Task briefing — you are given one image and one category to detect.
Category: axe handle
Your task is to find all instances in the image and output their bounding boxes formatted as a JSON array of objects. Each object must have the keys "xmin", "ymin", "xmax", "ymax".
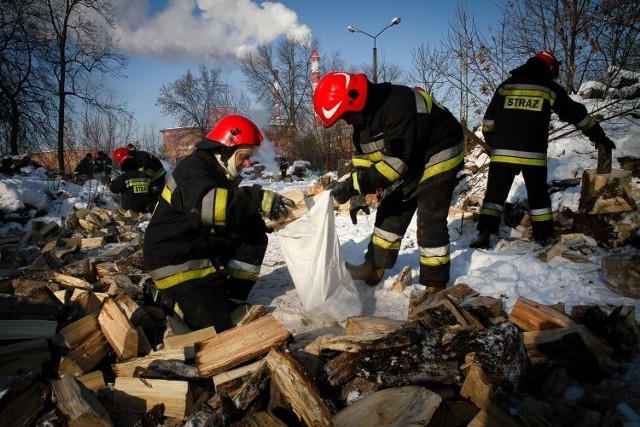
[{"xmin": 597, "ymin": 145, "xmax": 612, "ymax": 174}]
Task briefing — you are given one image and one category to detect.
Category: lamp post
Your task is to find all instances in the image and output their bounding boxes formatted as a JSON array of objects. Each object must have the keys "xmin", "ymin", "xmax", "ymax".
[{"xmin": 347, "ymin": 17, "xmax": 401, "ymax": 83}]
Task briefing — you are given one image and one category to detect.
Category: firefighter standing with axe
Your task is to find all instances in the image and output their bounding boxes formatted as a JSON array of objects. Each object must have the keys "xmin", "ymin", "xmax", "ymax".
[
  {"xmin": 313, "ymin": 72, "xmax": 465, "ymax": 293},
  {"xmin": 470, "ymin": 51, "xmax": 617, "ymax": 249}
]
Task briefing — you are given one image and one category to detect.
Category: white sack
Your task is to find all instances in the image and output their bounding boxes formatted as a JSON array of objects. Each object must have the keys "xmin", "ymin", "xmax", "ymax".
[{"xmin": 276, "ymin": 191, "xmax": 362, "ymax": 322}]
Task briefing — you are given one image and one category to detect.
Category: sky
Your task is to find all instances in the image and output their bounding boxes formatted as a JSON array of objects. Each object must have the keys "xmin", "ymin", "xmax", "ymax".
[
  {"xmin": 0, "ymin": 90, "xmax": 639, "ymax": 422},
  {"xmin": 104, "ymin": 0, "xmax": 502, "ymax": 131}
]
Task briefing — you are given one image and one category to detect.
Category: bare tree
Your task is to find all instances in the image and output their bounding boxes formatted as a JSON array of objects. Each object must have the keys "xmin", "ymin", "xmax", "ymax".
[
  {"xmin": 78, "ymin": 92, "xmax": 134, "ymax": 155},
  {"xmin": 37, "ymin": 0, "xmax": 127, "ymax": 171},
  {"xmin": 350, "ymin": 53, "xmax": 404, "ymax": 84},
  {"xmin": 0, "ymin": 0, "xmax": 55, "ymax": 155},
  {"xmin": 156, "ymin": 65, "xmax": 245, "ymax": 137},
  {"xmin": 406, "ymin": 43, "xmax": 457, "ymax": 107}
]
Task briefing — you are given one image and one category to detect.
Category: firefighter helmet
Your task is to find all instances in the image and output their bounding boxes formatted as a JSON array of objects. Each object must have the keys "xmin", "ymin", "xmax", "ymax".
[
  {"xmin": 534, "ymin": 51, "xmax": 560, "ymax": 79},
  {"xmin": 113, "ymin": 147, "xmax": 132, "ymax": 165},
  {"xmin": 205, "ymin": 115, "xmax": 264, "ymax": 147},
  {"xmin": 313, "ymin": 72, "xmax": 368, "ymax": 127}
]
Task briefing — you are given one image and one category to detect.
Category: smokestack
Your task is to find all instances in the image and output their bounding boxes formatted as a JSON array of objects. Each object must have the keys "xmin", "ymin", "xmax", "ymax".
[{"xmin": 311, "ymin": 50, "xmax": 322, "ymax": 128}]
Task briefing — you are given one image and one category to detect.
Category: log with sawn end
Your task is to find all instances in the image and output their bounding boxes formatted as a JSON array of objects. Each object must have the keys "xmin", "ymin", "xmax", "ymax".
[
  {"xmin": 51, "ymin": 375, "xmax": 114, "ymax": 427},
  {"xmin": 112, "ymin": 377, "xmax": 191, "ymax": 419},
  {"xmin": 508, "ymin": 296, "xmax": 577, "ymax": 331},
  {"xmin": 98, "ymin": 297, "xmax": 139, "ymax": 360},
  {"xmin": 196, "ymin": 314, "xmax": 291, "ymax": 377}
]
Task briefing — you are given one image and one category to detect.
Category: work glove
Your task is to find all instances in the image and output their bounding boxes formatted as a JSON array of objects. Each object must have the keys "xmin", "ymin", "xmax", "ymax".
[
  {"xmin": 261, "ymin": 190, "xmax": 295, "ymax": 221},
  {"xmin": 349, "ymin": 194, "xmax": 370, "ymax": 225},
  {"xmin": 326, "ymin": 179, "xmax": 354, "ymax": 205},
  {"xmin": 593, "ymin": 135, "xmax": 616, "ymax": 150}
]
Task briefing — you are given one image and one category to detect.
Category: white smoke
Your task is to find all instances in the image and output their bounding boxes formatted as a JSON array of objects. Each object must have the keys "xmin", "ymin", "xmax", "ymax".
[
  {"xmin": 254, "ymin": 138, "xmax": 280, "ymax": 175},
  {"xmin": 110, "ymin": 0, "xmax": 311, "ymax": 62}
]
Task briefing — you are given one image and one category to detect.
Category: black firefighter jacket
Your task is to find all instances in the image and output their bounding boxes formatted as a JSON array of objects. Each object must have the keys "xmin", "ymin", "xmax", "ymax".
[
  {"xmin": 143, "ymin": 148, "xmax": 265, "ymax": 284},
  {"xmin": 481, "ymin": 60, "xmax": 606, "ymax": 167},
  {"xmin": 350, "ymin": 82, "xmax": 464, "ymax": 195},
  {"xmin": 109, "ymin": 168, "xmax": 152, "ymax": 213}
]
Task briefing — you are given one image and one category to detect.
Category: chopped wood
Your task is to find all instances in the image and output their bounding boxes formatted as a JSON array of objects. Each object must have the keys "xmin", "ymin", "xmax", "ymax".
[
  {"xmin": 304, "ymin": 330, "xmax": 416, "ymax": 355},
  {"xmin": 51, "ymin": 272, "xmax": 93, "ymax": 290},
  {"xmin": 508, "ymin": 296, "xmax": 576, "ymax": 331},
  {"xmin": 0, "ymin": 338, "xmax": 50, "ymax": 374},
  {"xmin": 112, "ymin": 377, "xmax": 191, "ymax": 418},
  {"xmin": 232, "ymin": 304, "xmax": 270, "ymax": 327},
  {"xmin": 334, "ymin": 386, "xmax": 441, "ymax": 427},
  {"xmin": 73, "ymin": 290, "xmax": 104, "ymax": 315},
  {"xmin": 196, "ymin": 315, "xmax": 291, "ymax": 377},
  {"xmin": 12, "ymin": 277, "xmax": 51, "ymax": 295},
  {"xmin": 409, "ymin": 296, "xmax": 470, "ymax": 328},
  {"xmin": 344, "ymin": 316, "xmax": 404, "ymax": 335},
  {"xmin": 265, "ymin": 348, "xmax": 333, "ymax": 427},
  {"xmin": 163, "ymin": 326, "xmax": 216, "ymax": 359},
  {"xmin": 77, "ymin": 371, "xmax": 106, "ymax": 391},
  {"xmin": 460, "ymin": 296, "xmax": 504, "ymax": 319},
  {"xmin": 391, "ymin": 265, "xmax": 412, "ymax": 293},
  {"xmin": 0, "ymin": 293, "xmax": 63, "ymax": 320},
  {"xmin": 79, "ymin": 236, "xmax": 106, "ymax": 250},
  {"xmin": 0, "ymin": 319, "xmax": 57, "ymax": 340},
  {"xmin": 112, "ymin": 348, "xmax": 187, "ymax": 377},
  {"xmin": 0, "ymin": 377, "xmax": 51, "ymax": 427},
  {"xmin": 213, "ymin": 359, "xmax": 266, "ymax": 388},
  {"xmin": 98, "ymin": 297, "xmax": 139, "ymax": 360},
  {"xmin": 231, "ymin": 362, "xmax": 270, "ymax": 411},
  {"xmin": 460, "ymin": 354, "xmax": 494, "ymax": 408},
  {"xmin": 53, "ymin": 313, "xmax": 99, "ymax": 348},
  {"xmin": 325, "ymin": 352, "xmax": 358, "ymax": 387},
  {"xmin": 51, "ymin": 375, "xmax": 113, "ymax": 427},
  {"xmin": 234, "ymin": 411, "xmax": 287, "ymax": 426},
  {"xmin": 59, "ymin": 330, "xmax": 110, "ymax": 376},
  {"xmin": 523, "ymin": 325, "xmax": 613, "ymax": 375}
]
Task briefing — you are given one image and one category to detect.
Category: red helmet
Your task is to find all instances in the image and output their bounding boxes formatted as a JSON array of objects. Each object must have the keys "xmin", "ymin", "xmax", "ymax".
[
  {"xmin": 205, "ymin": 115, "xmax": 264, "ymax": 147},
  {"xmin": 534, "ymin": 51, "xmax": 560, "ymax": 79},
  {"xmin": 313, "ymin": 72, "xmax": 368, "ymax": 127},
  {"xmin": 113, "ymin": 147, "xmax": 132, "ymax": 165}
]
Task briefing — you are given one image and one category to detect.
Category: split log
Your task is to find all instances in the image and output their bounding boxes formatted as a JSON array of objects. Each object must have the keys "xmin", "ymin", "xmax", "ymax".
[
  {"xmin": 391, "ymin": 265, "xmax": 412, "ymax": 293},
  {"xmin": 523, "ymin": 325, "xmax": 613, "ymax": 377},
  {"xmin": 0, "ymin": 338, "xmax": 50, "ymax": 374},
  {"xmin": 325, "ymin": 352, "xmax": 358, "ymax": 387},
  {"xmin": 51, "ymin": 375, "xmax": 113, "ymax": 426},
  {"xmin": 234, "ymin": 411, "xmax": 287, "ymax": 426},
  {"xmin": 232, "ymin": 304, "xmax": 270, "ymax": 327},
  {"xmin": 53, "ymin": 313, "xmax": 99, "ymax": 349},
  {"xmin": 59, "ymin": 330, "xmax": 110, "ymax": 376},
  {"xmin": 231, "ymin": 362, "xmax": 270, "ymax": 411},
  {"xmin": 460, "ymin": 296, "xmax": 504, "ymax": 320},
  {"xmin": 333, "ymin": 386, "xmax": 441, "ymax": 427},
  {"xmin": 0, "ymin": 294, "xmax": 63, "ymax": 320},
  {"xmin": 468, "ymin": 400, "xmax": 524, "ymax": 427},
  {"xmin": 0, "ymin": 374, "xmax": 51, "ymax": 427},
  {"xmin": 344, "ymin": 316, "xmax": 404, "ymax": 335},
  {"xmin": 0, "ymin": 319, "xmax": 57, "ymax": 340},
  {"xmin": 77, "ymin": 371, "xmax": 106, "ymax": 391},
  {"xmin": 50, "ymin": 272, "xmax": 93, "ymax": 290},
  {"xmin": 409, "ymin": 296, "xmax": 470, "ymax": 329},
  {"xmin": 508, "ymin": 296, "xmax": 576, "ymax": 331},
  {"xmin": 262, "ymin": 189, "xmax": 309, "ymax": 230},
  {"xmin": 112, "ymin": 377, "xmax": 191, "ymax": 418},
  {"xmin": 265, "ymin": 348, "xmax": 333, "ymax": 427},
  {"xmin": 98, "ymin": 297, "xmax": 139, "ymax": 360},
  {"xmin": 460, "ymin": 353, "xmax": 494, "ymax": 408},
  {"xmin": 213, "ymin": 359, "xmax": 265, "ymax": 389},
  {"xmin": 578, "ymin": 169, "xmax": 636, "ymax": 214},
  {"xmin": 304, "ymin": 330, "xmax": 416, "ymax": 355},
  {"xmin": 164, "ymin": 326, "xmax": 216, "ymax": 360},
  {"xmin": 112, "ymin": 348, "xmax": 187, "ymax": 377},
  {"xmin": 196, "ymin": 315, "xmax": 291, "ymax": 377}
]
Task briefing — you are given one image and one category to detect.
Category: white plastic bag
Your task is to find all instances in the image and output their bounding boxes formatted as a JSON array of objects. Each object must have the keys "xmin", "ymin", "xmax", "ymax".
[{"xmin": 276, "ymin": 191, "xmax": 362, "ymax": 322}]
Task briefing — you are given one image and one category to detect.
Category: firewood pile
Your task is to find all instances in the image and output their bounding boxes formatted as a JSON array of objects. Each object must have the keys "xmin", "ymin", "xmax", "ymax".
[{"xmin": 1, "ymin": 205, "xmax": 639, "ymax": 426}]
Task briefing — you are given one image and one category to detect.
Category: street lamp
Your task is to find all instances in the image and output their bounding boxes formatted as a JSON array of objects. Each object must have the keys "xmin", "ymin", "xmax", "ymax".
[{"xmin": 347, "ymin": 16, "xmax": 401, "ymax": 83}]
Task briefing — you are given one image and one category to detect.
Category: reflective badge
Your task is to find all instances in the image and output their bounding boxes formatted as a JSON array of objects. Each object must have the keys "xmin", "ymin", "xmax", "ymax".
[{"xmin": 504, "ymin": 95, "xmax": 543, "ymax": 111}]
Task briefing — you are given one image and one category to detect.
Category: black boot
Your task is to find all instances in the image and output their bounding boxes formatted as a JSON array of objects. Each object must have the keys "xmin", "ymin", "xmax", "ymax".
[
  {"xmin": 470, "ymin": 231, "xmax": 492, "ymax": 249},
  {"xmin": 345, "ymin": 258, "xmax": 385, "ymax": 285}
]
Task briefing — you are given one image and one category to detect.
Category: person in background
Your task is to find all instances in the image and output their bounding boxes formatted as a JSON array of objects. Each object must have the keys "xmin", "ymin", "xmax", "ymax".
[
  {"xmin": 94, "ymin": 151, "xmax": 113, "ymax": 185},
  {"xmin": 143, "ymin": 115, "xmax": 294, "ymax": 332},
  {"xmin": 469, "ymin": 51, "xmax": 617, "ymax": 249},
  {"xmin": 313, "ymin": 72, "xmax": 465, "ymax": 293},
  {"xmin": 109, "ymin": 148, "xmax": 153, "ymax": 214},
  {"xmin": 73, "ymin": 153, "xmax": 94, "ymax": 181},
  {"xmin": 278, "ymin": 156, "xmax": 289, "ymax": 180},
  {"xmin": 124, "ymin": 143, "xmax": 166, "ymax": 203}
]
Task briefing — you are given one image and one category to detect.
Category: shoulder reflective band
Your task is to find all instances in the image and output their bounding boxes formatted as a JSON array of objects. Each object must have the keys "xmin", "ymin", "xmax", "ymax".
[
  {"xmin": 161, "ymin": 175, "xmax": 177, "ymax": 204},
  {"xmin": 201, "ymin": 187, "xmax": 228, "ymax": 227}
]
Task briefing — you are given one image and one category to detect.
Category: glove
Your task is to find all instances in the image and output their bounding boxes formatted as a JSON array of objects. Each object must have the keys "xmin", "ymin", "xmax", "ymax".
[
  {"xmin": 349, "ymin": 195, "xmax": 370, "ymax": 224},
  {"xmin": 593, "ymin": 136, "xmax": 616, "ymax": 150},
  {"xmin": 326, "ymin": 179, "xmax": 353, "ymax": 205},
  {"xmin": 261, "ymin": 190, "xmax": 295, "ymax": 221}
]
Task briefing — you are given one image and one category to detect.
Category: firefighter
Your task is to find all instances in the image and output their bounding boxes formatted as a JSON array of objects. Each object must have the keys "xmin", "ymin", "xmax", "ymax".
[
  {"xmin": 94, "ymin": 151, "xmax": 113, "ymax": 184},
  {"xmin": 142, "ymin": 115, "xmax": 295, "ymax": 332},
  {"xmin": 122, "ymin": 143, "xmax": 166, "ymax": 203},
  {"xmin": 313, "ymin": 72, "xmax": 465, "ymax": 293},
  {"xmin": 470, "ymin": 51, "xmax": 617, "ymax": 249},
  {"xmin": 109, "ymin": 147, "xmax": 153, "ymax": 214},
  {"xmin": 73, "ymin": 153, "xmax": 94, "ymax": 181}
]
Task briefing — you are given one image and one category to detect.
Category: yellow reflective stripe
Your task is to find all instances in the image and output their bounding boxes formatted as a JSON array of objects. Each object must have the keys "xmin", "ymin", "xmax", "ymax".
[
  {"xmin": 227, "ymin": 267, "xmax": 259, "ymax": 281},
  {"xmin": 491, "ymin": 156, "xmax": 547, "ymax": 166},
  {"xmin": 375, "ymin": 161, "xmax": 402, "ymax": 182},
  {"xmin": 578, "ymin": 115, "xmax": 598, "ymax": 130},
  {"xmin": 153, "ymin": 266, "xmax": 217, "ymax": 290},
  {"xmin": 214, "ymin": 188, "xmax": 227, "ymax": 227},
  {"xmin": 420, "ymin": 151, "xmax": 464, "ymax": 183},
  {"xmin": 161, "ymin": 176, "xmax": 176, "ymax": 204},
  {"xmin": 480, "ymin": 208, "xmax": 502, "ymax": 218},
  {"xmin": 161, "ymin": 186, "xmax": 172, "ymax": 203},
  {"xmin": 372, "ymin": 234, "xmax": 401, "ymax": 250},
  {"xmin": 531, "ymin": 213, "xmax": 553, "ymax": 222},
  {"xmin": 352, "ymin": 157, "xmax": 374, "ymax": 168},
  {"xmin": 261, "ymin": 191, "xmax": 275, "ymax": 213},
  {"xmin": 351, "ymin": 171, "xmax": 361, "ymax": 193},
  {"xmin": 420, "ymin": 254, "xmax": 450, "ymax": 266}
]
